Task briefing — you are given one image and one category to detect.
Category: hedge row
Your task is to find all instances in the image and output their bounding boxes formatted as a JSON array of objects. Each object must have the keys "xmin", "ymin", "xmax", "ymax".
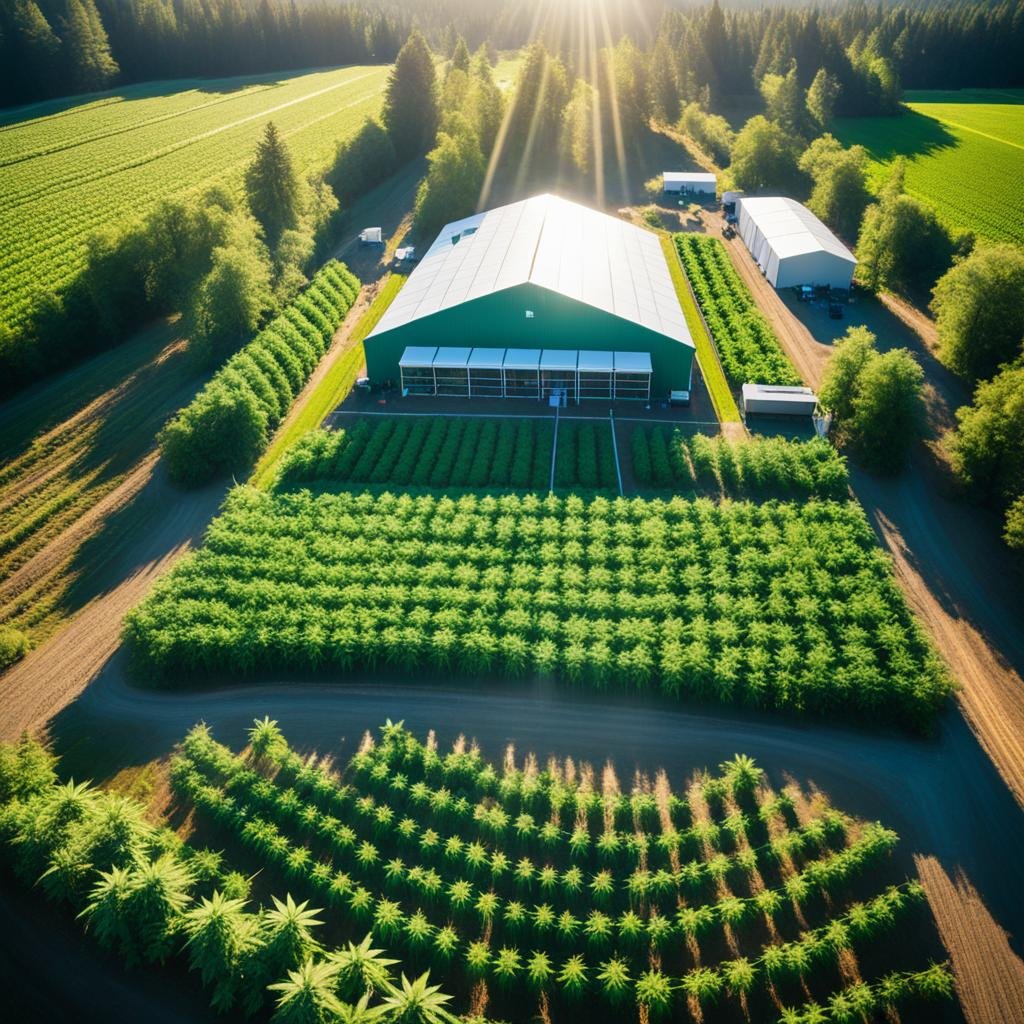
[
  {"xmin": 630, "ymin": 431, "xmax": 849, "ymax": 500},
  {"xmin": 160, "ymin": 261, "xmax": 360, "ymax": 487},
  {"xmin": 276, "ymin": 418, "xmax": 556, "ymax": 493}
]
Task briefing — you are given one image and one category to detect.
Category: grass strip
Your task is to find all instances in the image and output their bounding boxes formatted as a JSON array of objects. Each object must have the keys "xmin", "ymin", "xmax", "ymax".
[
  {"xmin": 658, "ymin": 232, "xmax": 741, "ymax": 423},
  {"xmin": 249, "ymin": 273, "xmax": 407, "ymax": 489}
]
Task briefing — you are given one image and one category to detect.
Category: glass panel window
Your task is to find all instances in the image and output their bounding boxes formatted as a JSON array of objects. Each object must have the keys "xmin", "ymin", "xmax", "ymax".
[
  {"xmin": 402, "ymin": 366, "xmax": 435, "ymax": 396},
  {"xmin": 434, "ymin": 366, "xmax": 469, "ymax": 397},
  {"xmin": 578, "ymin": 371, "xmax": 612, "ymax": 400},
  {"xmin": 503, "ymin": 368, "xmax": 540, "ymax": 398}
]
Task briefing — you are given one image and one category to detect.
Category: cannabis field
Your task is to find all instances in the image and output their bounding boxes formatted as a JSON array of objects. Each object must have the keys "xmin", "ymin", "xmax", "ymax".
[
  {"xmin": 834, "ymin": 89, "xmax": 1024, "ymax": 247},
  {"xmin": 123, "ymin": 480, "xmax": 952, "ymax": 728},
  {"xmin": 675, "ymin": 235, "xmax": 801, "ymax": 387},
  {"xmin": 0, "ymin": 65, "xmax": 389, "ymax": 332},
  {"xmin": 0, "ymin": 722, "xmax": 955, "ymax": 1023}
]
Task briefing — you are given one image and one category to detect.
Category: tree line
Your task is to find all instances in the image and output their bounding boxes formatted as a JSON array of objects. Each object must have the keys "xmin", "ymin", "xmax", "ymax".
[{"xmin": 0, "ymin": 0, "xmax": 407, "ymax": 107}]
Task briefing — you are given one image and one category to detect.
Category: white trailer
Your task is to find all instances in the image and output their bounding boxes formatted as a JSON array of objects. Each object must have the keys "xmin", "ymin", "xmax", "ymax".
[
  {"xmin": 663, "ymin": 172, "xmax": 716, "ymax": 196},
  {"xmin": 359, "ymin": 227, "xmax": 383, "ymax": 245},
  {"xmin": 742, "ymin": 383, "xmax": 819, "ymax": 416}
]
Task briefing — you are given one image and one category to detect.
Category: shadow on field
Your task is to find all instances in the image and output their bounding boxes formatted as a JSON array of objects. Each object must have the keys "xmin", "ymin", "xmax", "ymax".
[{"xmin": 835, "ymin": 107, "xmax": 958, "ymax": 162}]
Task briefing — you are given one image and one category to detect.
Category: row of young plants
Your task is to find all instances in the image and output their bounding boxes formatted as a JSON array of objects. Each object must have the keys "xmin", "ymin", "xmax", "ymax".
[
  {"xmin": 630, "ymin": 431, "xmax": 849, "ymax": 500},
  {"xmin": 176, "ymin": 725, "xmax": 896, "ymax": 932},
  {"xmin": 676, "ymin": 233, "xmax": 801, "ymax": 387},
  {"xmin": 170, "ymin": 720, "xmax": 954, "ymax": 1022},
  {"xmin": 0, "ymin": 734, "xmax": 460, "ymax": 1024},
  {"xmin": 124, "ymin": 488, "xmax": 954, "ymax": 728},
  {"xmin": 553, "ymin": 421, "xmax": 618, "ymax": 492},
  {"xmin": 159, "ymin": 261, "xmax": 360, "ymax": 488},
  {"xmin": 277, "ymin": 418, "xmax": 554, "ymax": 492}
]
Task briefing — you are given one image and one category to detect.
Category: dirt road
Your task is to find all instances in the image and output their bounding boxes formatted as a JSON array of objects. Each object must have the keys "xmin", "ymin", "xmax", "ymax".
[{"xmin": 0, "ymin": 464, "xmax": 226, "ymax": 737}]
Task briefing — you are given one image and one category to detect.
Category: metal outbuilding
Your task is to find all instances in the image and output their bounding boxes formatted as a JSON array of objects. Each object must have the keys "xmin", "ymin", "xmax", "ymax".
[
  {"xmin": 736, "ymin": 197, "xmax": 856, "ymax": 290},
  {"xmin": 366, "ymin": 194, "xmax": 695, "ymax": 399},
  {"xmin": 663, "ymin": 172, "xmax": 717, "ymax": 196},
  {"xmin": 742, "ymin": 383, "xmax": 819, "ymax": 416}
]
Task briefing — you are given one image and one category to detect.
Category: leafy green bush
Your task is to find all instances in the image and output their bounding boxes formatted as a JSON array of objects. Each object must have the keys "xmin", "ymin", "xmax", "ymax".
[
  {"xmin": 159, "ymin": 261, "xmax": 359, "ymax": 487},
  {"xmin": 0, "ymin": 625, "xmax": 30, "ymax": 671}
]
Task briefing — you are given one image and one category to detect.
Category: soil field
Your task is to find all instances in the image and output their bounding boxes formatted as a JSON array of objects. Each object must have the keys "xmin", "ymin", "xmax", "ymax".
[
  {"xmin": 0, "ymin": 64, "xmax": 390, "ymax": 331},
  {"xmin": 0, "ymin": 319, "xmax": 211, "ymax": 648},
  {"xmin": 834, "ymin": 89, "xmax": 1024, "ymax": 246}
]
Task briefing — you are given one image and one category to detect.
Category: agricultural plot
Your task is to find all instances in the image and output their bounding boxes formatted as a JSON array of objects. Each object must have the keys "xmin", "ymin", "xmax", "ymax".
[
  {"xmin": 630, "ymin": 430, "xmax": 848, "ymax": 501},
  {"xmin": 166, "ymin": 719, "xmax": 954, "ymax": 1022},
  {"xmin": 834, "ymin": 90, "xmax": 1024, "ymax": 246},
  {"xmin": 123, "ymin": 486, "xmax": 953, "ymax": 728},
  {"xmin": 675, "ymin": 235, "xmax": 801, "ymax": 387},
  {"xmin": 159, "ymin": 261, "xmax": 361, "ymax": 487},
  {"xmin": 0, "ymin": 65, "xmax": 389, "ymax": 331},
  {"xmin": 0, "ymin": 733, "xmax": 456, "ymax": 1021},
  {"xmin": 276, "ymin": 417, "xmax": 617, "ymax": 494}
]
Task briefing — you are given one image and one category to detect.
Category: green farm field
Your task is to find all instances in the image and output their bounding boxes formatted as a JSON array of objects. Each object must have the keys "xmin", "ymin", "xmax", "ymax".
[
  {"xmin": 834, "ymin": 89, "xmax": 1024, "ymax": 246},
  {"xmin": 0, "ymin": 64, "xmax": 390, "ymax": 332}
]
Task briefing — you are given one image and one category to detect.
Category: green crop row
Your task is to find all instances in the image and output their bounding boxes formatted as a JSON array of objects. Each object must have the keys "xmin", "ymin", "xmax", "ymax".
[
  {"xmin": 630, "ymin": 430, "xmax": 849, "ymax": 500},
  {"xmin": 167, "ymin": 719, "xmax": 953, "ymax": 1022},
  {"xmin": 123, "ymin": 487, "xmax": 953, "ymax": 728},
  {"xmin": 276, "ymin": 418, "xmax": 557, "ymax": 493},
  {"xmin": 0, "ymin": 733, "xmax": 455, "ymax": 1022},
  {"xmin": 159, "ymin": 261, "xmax": 359, "ymax": 487},
  {"xmin": 676, "ymin": 233, "xmax": 801, "ymax": 387}
]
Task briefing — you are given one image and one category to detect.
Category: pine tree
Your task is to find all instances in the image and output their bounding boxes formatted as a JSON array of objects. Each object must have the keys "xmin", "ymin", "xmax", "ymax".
[
  {"xmin": 382, "ymin": 30, "xmax": 438, "ymax": 162},
  {"xmin": 61, "ymin": 0, "xmax": 118, "ymax": 93},
  {"xmin": 245, "ymin": 122, "xmax": 302, "ymax": 250}
]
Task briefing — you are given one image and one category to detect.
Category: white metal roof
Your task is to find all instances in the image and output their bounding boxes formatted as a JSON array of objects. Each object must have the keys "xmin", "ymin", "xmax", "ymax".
[
  {"xmin": 368, "ymin": 194, "xmax": 693, "ymax": 349},
  {"xmin": 398, "ymin": 346, "xmax": 437, "ymax": 368},
  {"xmin": 664, "ymin": 172, "xmax": 716, "ymax": 186},
  {"xmin": 578, "ymin": 350, "xmax": 614, "ymax": 372},
  {"xmin": 742, "ymin": 383, "xmax": 818, "ymax": 401},
  {"xmin": 540, "ymin": 349, "xmax": 578, "ymax": 372},
  {"xmin": 467, "ymin": 348, "xmax": 506, "ymax": 369},
  {"xmin": 614, "ymin": 351, "xmax": 653, "ymax": 373},
  {"xmin": 736, "ymin": 197, "xmax": 855, "ymax": 263},
  {"xmin": 432, "ymin": 346, "xmax": 472, "ymax": 367},
  {"xmin": 501, "ymin": 348, "xmax": 541, "ymax": 370}
]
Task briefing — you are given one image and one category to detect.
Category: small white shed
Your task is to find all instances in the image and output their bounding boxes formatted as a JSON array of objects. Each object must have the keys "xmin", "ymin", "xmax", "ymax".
[
  {"xmin": 742, "ymin": 383, "xmax": 819, "ymax": 416},
  {"xmin": 663, "ymin": 172, "xmax": 716, "ymax": 196}
]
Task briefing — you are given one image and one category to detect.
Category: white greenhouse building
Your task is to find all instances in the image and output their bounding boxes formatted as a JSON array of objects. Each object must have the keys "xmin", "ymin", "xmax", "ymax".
[{"xmin": 736, "ymin": 197, "xmax": 856, "ymax": 290}]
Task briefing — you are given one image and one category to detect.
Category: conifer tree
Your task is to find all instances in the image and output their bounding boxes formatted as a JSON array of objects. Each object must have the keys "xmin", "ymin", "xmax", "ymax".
[{"xmin": 245, "ymin": 122, "xmax": 302, "ymax": 250}]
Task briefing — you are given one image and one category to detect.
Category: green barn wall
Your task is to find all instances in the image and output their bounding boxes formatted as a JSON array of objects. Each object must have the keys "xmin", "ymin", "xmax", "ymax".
[{"xmin": 365, "ymin": 282, "xmax": 694, "ymax": 396}]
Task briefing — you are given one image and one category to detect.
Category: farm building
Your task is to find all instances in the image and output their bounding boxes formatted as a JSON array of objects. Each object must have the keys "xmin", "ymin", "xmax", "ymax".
[
  {"xmin": 663, "ymin": 172, "xmax": 717, "ymax": 196},
  {"xmin": 742, "ymin": 383, "xmax": 819, "ymax": 417},
  {"xmin": 736, "ymin": 197, "xmax": 856, "ymax": 290},
  {"xmin": 364, "ymin": 194, "xmax": 695, "ymax": 401}
]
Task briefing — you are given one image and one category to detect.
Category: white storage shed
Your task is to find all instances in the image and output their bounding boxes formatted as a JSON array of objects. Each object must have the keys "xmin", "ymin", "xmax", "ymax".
[
  {"xmin": 663, "ymin": 172, "xmax": 717, "ymax": 196},
  {"xmin": 742, "ymin": 383, "xmax": 819, "ymax": 417},
  {"xmin": 736, "ymin": 197, "xmax": 856, "ymax": 290}
]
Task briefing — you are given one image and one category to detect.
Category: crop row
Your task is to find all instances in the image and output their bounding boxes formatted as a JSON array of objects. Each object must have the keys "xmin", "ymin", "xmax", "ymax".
[
  {"xmin": 553, "ymin": 421, "xmax": 618, "ymax": 492},
  {"xmin": 676, "ymin": 233, "xmax": 801, "ymax": 386},
  {"xmin": 0, "ymin": 67, "xmax": 387, "ymax": 330},
  {"xmin": 278, "ymin": 418, "xmax": 555, "ymax": 492},
  {"xmin": 0, "ymin": 733, "xmax": 457, "ymax": 1021},
  {"xmin": 159, "ymin": 261, "xmax": 359, "ymax": 487},
  {"xmin": 630, "ymin": 430, "xmax": 849, "ymax": 500},
  {"xmin": 168, "ymin": 719, "xmax": 953, "ymax": 1021},
  {"xmin": 124, "ymin": 488, "xmax": 953, "ymax": 728}
]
